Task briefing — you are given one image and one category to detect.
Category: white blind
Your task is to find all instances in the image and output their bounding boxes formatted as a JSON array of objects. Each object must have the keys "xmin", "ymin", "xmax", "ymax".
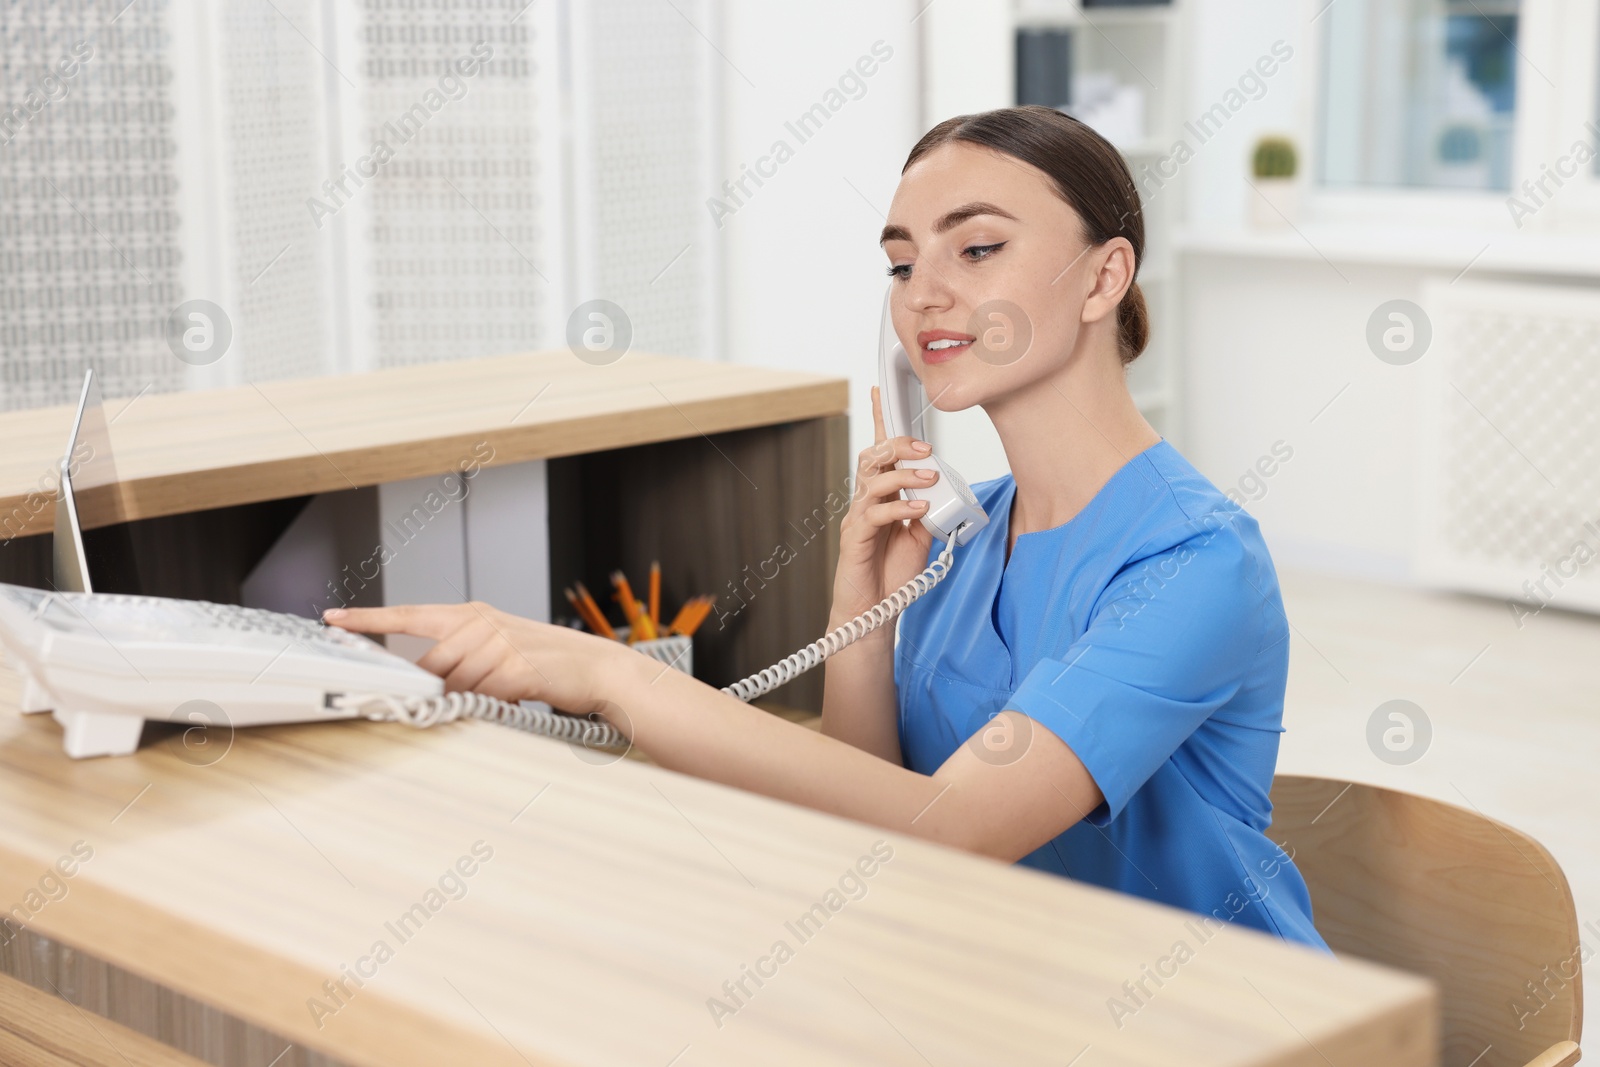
[
  {"xmin": 349, "ymin": 0, "xmax": 544, "ymax": 370},
  {"xmin": 0, "ymin": 0, "xmax": 716, "ymax": 413},
  {"xmin": 0, "ymin": 0, "xmax": 186, "ymax": 410}
]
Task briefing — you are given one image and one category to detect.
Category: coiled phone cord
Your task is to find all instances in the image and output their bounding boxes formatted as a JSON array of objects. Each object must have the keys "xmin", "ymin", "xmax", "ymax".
[
  {"xmin": 331, "ymin": 690, "xmax": 629, "ymax": 749},
  {"xmin": 336, "ymin": 528, "xmax": 962, "ymax": 747},
  {"xmin": 719, "ymin": 531, "xmax": 960, "ymax": 704}
]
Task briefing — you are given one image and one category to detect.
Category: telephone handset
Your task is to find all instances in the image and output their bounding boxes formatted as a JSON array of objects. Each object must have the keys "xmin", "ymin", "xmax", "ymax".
[
  {"xmin": 1, "ymin": 290, "xmax": 989, "ymax": 757},
  {"xmin": 875, "ymin": 287, "xmax": 990, "ymax": 548}
]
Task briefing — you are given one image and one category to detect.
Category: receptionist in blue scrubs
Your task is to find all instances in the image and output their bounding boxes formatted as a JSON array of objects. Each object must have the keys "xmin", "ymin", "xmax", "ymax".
[{"xmin": 329, "ymin": 105, "xmax": 1329, "ymax": 952}]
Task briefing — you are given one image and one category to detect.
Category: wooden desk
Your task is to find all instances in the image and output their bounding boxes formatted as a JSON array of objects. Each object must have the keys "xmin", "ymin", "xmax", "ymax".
[
  {"xmin": 0, "ymin": 351, "xmax": 845, "ymax": 535},
  {"xmin": 0, "ymin": 351, "xmax": 852, "ymax": 711},
  {"xmin": 0, "ymin": 666, "xmax": 1437, "ymax": 1067}
]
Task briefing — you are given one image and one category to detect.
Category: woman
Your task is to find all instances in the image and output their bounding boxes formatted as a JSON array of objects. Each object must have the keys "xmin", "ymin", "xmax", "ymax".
[{"xmin": 326, "ymin": 106, "xmax": 1328, "ymax": 952}]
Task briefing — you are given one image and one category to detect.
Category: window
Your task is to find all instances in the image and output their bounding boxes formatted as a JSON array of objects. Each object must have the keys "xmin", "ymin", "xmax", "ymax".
[{"xmin": 1318, "ymin": 0, "xmax": 1520, "ymax": 192}]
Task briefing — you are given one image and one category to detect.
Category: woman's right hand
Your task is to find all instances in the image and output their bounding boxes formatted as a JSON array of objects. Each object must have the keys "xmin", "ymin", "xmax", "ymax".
[{"xmin": 828, "ymin": 386, "xmax": 940, "ymax": 631}]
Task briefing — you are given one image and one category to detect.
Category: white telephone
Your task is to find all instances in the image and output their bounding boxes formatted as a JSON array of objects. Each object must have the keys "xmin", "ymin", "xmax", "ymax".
[
  {"xmin": 0, "ymin": 584, "xmax": 624, "ymax": 758},
  {"xmin": 0, "ymin": 287, "xmax": 987, "ymax": 755},
  {"xmin": 874, "ymin": 287, "xmax": 989, "ymax": 548}
]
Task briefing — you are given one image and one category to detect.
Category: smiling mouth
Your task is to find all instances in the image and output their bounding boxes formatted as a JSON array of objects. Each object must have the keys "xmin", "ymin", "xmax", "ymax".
[{"xmin": 925, "ymin": 338, "xmax": 971, "ymax": 352}]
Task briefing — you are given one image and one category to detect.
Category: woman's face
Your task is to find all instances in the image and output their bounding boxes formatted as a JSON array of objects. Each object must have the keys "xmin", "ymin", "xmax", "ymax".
[{"xmin": 881, "ymin": 140, "xmax": 1127, "ymax": 411}]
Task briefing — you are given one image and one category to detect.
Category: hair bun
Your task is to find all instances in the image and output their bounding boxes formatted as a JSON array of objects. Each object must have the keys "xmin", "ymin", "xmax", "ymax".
[{"xmin": 1118, "ymin": 279, "xmax": 1150, "ymax": 364}]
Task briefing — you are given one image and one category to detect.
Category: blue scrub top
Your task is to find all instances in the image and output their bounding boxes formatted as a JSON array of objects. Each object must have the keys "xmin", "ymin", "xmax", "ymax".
[{"xmin": 895, "ymin": 440, "xmax": 1329, "ymax": 951}]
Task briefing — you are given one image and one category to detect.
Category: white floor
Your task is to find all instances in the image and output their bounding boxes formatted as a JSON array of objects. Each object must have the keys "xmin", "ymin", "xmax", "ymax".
[{"xmin": 1276, "ymin": 567, "xmax": 1598, "ymax": 1045}]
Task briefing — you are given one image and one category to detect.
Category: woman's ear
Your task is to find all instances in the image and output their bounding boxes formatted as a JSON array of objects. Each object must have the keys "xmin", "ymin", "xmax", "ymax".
[{"xmin": 1080, "ymin": 237, "xmax": 1136, "ymax": 327}]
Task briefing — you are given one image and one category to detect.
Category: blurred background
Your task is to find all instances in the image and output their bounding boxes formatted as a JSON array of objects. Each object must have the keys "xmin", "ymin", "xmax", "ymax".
[{"xmin": 3, "ymin": 0, "xmax": 1598, "ymax": 1032}]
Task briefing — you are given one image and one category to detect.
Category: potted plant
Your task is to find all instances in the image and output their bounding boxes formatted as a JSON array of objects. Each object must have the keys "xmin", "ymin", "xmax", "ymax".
[{"xmin": 1249, "ymin": 135, "xmax": 1299, "ymax": 228}]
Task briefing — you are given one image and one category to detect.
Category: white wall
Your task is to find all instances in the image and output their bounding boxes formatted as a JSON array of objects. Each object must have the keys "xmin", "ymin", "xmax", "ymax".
[
  {"xmin": 916, "ymin": 0, "xmax": 1016, "ymax": 486},
  {"xmin": 715, "ymin": 1, "xmax": 923, "ymax": 471},
  {"xmin": 1178, "ymin": 253, "xmax": 1432, "ymax": 581},
  {"xmin": 1175, "ymin": 0, "xmax": 1412, "ymax": 577},
  {"xmin": 1181, "ymin": 0, "xmax": 1307, "ymax": 229}
]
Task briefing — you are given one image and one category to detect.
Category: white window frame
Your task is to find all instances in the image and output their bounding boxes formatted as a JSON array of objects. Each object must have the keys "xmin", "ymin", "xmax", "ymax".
[
  {"xmin": 1516, "ymin": 0, "xmax": 1600, "ymax": 231},
  {"xmin": 1298, "ymin": 0, "xmax": 1600, "ymax": 234}
]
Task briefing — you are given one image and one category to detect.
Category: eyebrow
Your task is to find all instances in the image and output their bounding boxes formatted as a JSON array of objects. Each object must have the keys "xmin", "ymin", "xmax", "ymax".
[{"xmin": 879, "ymin": 201, "xmax": 1020, "ymax": 246}]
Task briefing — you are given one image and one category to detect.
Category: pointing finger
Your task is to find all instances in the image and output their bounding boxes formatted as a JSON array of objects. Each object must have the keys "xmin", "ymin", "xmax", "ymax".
[{"xmin": 323, "ymin": 604, "xmax": 462, "ymax": 640}]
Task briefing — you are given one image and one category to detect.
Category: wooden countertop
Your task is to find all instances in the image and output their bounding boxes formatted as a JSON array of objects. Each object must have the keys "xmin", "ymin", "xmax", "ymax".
[
  {"xmin": 0, "ymin": 665, "xmax": 1436, "ymax": 1066},
  {"xmin": 0, "ymin": 351, "xmax": 849, "ymax": 538}
]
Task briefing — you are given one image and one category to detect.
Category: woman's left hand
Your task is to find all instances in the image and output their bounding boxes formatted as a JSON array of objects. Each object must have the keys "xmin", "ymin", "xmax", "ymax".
[{"xmin": 323, "ymin": 602, "xmax": 627, "ymax": 718}]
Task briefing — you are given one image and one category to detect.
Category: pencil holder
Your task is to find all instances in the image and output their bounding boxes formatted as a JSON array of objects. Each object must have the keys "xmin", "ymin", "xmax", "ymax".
[{"xmin": 615, "ymin": 628, "xmax": 693, "ymax": 676}]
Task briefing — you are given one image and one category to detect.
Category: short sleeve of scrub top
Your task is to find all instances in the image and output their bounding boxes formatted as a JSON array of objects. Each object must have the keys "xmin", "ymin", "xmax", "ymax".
[{"xmin": 893, "ymin": 440, "xmax": 1328, "ymax": 951}]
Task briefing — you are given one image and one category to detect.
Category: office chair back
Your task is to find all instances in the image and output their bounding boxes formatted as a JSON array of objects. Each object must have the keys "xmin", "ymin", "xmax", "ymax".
[{"xmin": 1268, "ymin": 775, "xmax": 1582, "ymax": 1067}]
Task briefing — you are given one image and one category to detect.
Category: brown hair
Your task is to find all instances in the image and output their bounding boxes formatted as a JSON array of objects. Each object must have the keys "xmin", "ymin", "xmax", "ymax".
[{"xmin": 903, "ymin": 105, "xmax": 1149, "ymax": 364}]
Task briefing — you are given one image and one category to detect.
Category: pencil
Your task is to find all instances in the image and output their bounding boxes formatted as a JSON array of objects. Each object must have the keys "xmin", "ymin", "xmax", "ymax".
[
  {"xmin": 665, "ymin": 596, "xmax": 702, "ymax": 636},
  {"xmin": 666, "ymin": 595, "xmax": 709, "ymax": 637},
  {"xmin": 575, "ymin": 582, "xmax": 613, "ymax": 639},
  {"xmin": 564, "ymin": 587, "xmax": 598, "ymax": 632},
  {"xmin": 574, "ymin": 589, "xmax": 615, "ymax": 638},
  {"xmin": 581, "ymin": 585, "xmax": 619, "ymax": 640},
  {"xmin": 573, "ymin": 581, "xmax": 617, "ymax": 640},
  {"xmin": 679, "ymin": 597, "xmax": 713, "ymax": 637},
  {"xmin": 610, "ymin": 571, "xmax": 639, "ymax": 640},
  {"xmin": 648, "ymin": 560, "xmax": 660, "ymax": 629},
  {"xmin": 612, "ymin": 570, "xmax": 658, "ymax": 641}
]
